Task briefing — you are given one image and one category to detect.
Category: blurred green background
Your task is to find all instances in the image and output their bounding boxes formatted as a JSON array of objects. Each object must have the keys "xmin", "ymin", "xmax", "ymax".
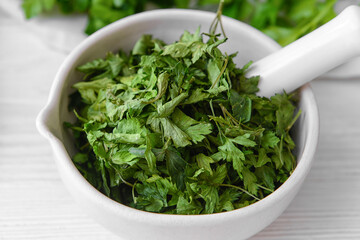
[{"xmin": 21, "ymin": 0, "xmax": 338, "ymax": 46}]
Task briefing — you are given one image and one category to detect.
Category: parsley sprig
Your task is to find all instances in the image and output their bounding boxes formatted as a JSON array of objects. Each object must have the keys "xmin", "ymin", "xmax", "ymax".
[{"xmin": 65, "ymin": 23, "xmax": 300, "ymax": 214}]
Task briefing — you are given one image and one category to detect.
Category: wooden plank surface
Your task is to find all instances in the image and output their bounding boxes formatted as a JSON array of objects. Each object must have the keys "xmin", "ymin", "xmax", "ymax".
[{"xmin": 1, "ymin": 3, "xmax": 360, "ymax": 240}]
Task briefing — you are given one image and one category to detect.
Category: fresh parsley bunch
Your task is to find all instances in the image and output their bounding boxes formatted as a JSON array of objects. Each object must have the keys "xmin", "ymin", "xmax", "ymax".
[
  {"xmin": 21, "ymin": 0, "xmax": 187, "ymax": 35},
  {"xmin": 22, "ymin": 0, "xmax": 337, "ymax": 44},
  {"xmin": 218, "ymin": 0, "xmax": 337, "ymax": 46},
  {"xmin": 66, "ymin": 26, "xmax": 301, "ymax": 214}
]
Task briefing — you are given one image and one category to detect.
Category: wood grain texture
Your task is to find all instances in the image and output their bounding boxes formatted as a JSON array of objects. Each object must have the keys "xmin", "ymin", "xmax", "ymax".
[
  {"xmin": 1, "ymin": 4, "xmax": 360, "ymax": 240},
  {"xmin": 251, "ymin": 79, "xmax": 360, "ymax": 240}
]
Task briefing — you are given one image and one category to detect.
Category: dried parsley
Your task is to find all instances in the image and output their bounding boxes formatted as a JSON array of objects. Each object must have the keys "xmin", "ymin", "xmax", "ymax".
[{"xmin": 65, "ymin": 18, "xmax": 301, "ymax": 214}]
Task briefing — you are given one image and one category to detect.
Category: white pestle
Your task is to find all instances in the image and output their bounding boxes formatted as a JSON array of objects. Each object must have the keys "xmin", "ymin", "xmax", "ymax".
[{"xmin": 246, "ymin": 5, "xmax": 360, "ymax": 98}]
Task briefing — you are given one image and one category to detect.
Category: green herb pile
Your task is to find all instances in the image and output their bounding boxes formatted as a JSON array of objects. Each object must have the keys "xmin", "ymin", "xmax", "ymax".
[
  {"xmin": 22, "ymin": 0, "xmax": 337, "ymax": 45},
  {"xmin": 66, "ymin": 23, "xmax": 301, "ymax": 214}
]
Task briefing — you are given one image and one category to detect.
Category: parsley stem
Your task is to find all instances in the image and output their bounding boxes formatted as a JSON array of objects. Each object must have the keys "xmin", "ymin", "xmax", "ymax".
[
  {"xmin": 73, "ymin": 109, "xmax": 87, "ymax": 123},
  {"xmin": 238, "ymin": 121, "xmax": 253, "ymax": 130},
  {"xmin": 210, "ymin": 55, "xmax": 229, "ymax": 89},
  {"xmin": 209, "ymin": 100, "xmax": 225, "ymax": 140},
  {"xmin": 70, "ymin": 126, "xmax": 84, "ymax": 132},
  {"xmin": 118, "ymin": 173, "xmax": 134, "ymax": 188},
  {"xmin": 256, "ymin": 184, "xmax": 274, "ymax": 193},
  {"xmin": 109, "ymin": 162, "xmax": 134, "ymax": 188},
  {"xmin": 219, "ymin": 183, "xmax": 260, "ymax": 201},
  {"xmin": 286, "ymin": 109, "xmax": 302, "ymax": 131},
  {"xmin": 79, "ymin": 142, "xmax": 89, "ymax": 151},
  {"xmin": 218, "ymin": 103, "xmax": 254, "ymax": 130},
  {"xmin": 209, "ymin": 0, "xmax": 226, "ymax": 37},
  {"xmin": 164, "ymin": 138, "xmax": 171, "ymax": 149},
  {"xmin": 279, "ymin": 135, "xmax": 284, "ymax": 166},
  {"xmin": 219, "ymin": 103, "xmax": 239, "ymax": 126},
  {"xmin": 132, "ymin": 181, "xmax": 137, "ymax": 204},
  {"xmin": 287, "ymin": 146, "xmax": 296, "ymax": 171}
]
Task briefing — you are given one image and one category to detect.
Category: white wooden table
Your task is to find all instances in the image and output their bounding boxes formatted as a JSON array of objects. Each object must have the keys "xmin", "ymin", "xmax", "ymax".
[{"xmin": 1, "ymin": 2, "xmax": 360, "ymax": 239}]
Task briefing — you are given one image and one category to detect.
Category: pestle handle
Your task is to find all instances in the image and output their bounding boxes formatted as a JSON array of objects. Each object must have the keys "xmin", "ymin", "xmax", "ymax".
[{"xmin": 246, "ymin": 5, "xmax": 360, "ymax": 98}]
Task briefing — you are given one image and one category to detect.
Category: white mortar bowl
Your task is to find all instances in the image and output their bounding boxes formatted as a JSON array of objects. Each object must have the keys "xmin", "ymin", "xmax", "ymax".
[{"xmin": 36, "ymin": 9, "xmax": 319, "ymax": 240}]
